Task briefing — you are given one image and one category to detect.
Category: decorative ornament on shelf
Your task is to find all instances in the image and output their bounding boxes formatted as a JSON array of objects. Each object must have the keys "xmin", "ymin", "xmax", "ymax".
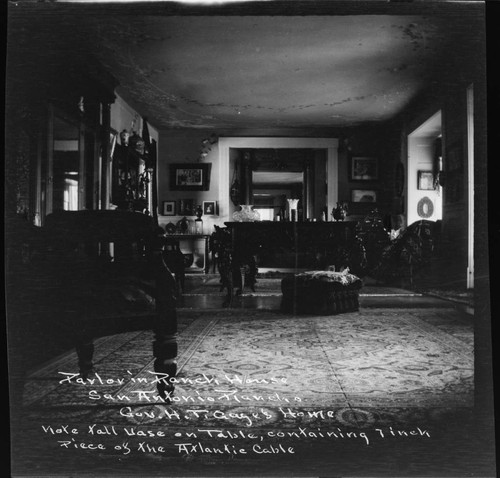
[
  {"xmin": 120, "ymin": 129, "xmax": 130, "ymax": 146},
  {"xmin": 232, "ymin": 205, "xmax": 261, "ymax": 222},
  {"xmin": 165, "ymin": 222, "xmax": 177, "ymax": 234},
  {"xmin": 332, "ymin": 202, "xmax": 348, "ymax": 221},
  {"xmin": 178, "ymin": 216, "xmax": 189, "ymax": 234},
  {"xmin": 129, "ymin": 132, "xmax": 145, "ymax": 156},
  {"xmin": 194, "ymin": 205, "xmax": 204, "ymax": 233}
]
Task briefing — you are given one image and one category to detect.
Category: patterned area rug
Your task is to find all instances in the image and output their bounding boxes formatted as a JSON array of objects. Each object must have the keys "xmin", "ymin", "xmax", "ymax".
[
  {"xmin": 22, "ymin": 308, "xmax": 473, "ymax": 410},
  {"xmin": 12, "ymin": 307, "xmax": 478, "ymax": 476}
]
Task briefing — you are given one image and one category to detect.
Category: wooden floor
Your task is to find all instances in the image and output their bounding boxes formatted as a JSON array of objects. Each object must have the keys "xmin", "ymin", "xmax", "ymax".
[{"xmin": 176, "ymin": 273, "xmax": 474, "ymax": 314}]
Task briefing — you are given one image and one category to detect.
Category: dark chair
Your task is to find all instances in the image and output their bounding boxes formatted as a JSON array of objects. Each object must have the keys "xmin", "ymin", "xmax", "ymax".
[
  {"xmin": 371, "ymin": 219, "xmax": 436, "ymax": 287},
  {"xmin": 5, "ymin": 210, "xmax": 179, "ymax": 407},
  {"xmin": 355, "ymin": 209, "xmax": 392, "ymax": 276},
  {"xmin": 210, "ymin": 225, "xmax": 258, "ymax": 306}
]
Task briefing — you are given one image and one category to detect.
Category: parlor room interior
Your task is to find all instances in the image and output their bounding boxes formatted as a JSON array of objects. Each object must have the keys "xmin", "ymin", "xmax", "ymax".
[{"xmin": 5, "ymin": 1, "xmax": 495, "ymax": 477}]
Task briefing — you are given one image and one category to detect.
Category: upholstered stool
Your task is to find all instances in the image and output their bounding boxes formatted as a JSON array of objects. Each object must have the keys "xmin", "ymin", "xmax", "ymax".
[{"xmin": 281, "ymin": 270, "xmax": 363, "ymax": 315}]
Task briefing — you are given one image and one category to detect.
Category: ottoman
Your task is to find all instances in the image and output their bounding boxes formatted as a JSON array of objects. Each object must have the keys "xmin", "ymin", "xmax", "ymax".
[{"xmin": 281, "ymin": 270, "xmax": 363, "ymax": 315}]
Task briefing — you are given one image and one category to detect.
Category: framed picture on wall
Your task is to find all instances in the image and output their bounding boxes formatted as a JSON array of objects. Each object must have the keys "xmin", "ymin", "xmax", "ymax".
[
  {"xmin": 351, "ymin": 189, "xmax": 377, "ymax": 203},
  {"xmin": 203, "ymin": 201, "xmax": 217, "ymax": 216},
  {"xmin": 170, "ymin": 163, "xmax": 212, "ymax": 191},
  {"xmin": 162, "ymin": 200, "xmax": 176, "ymax": 216},
  {"xmin": 417, "ymin": 170, "xmax": 435, "ymax": 190},
  {"xmin": 178, "ymin": 198, "xmax": 194, "ymax": 216},
  {"xmin": 351, "ymin": 157, "xmax": 378, "ymax": 181}
]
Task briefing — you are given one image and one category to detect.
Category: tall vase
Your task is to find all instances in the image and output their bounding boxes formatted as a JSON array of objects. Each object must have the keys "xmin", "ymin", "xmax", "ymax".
[
  {"xmin": 232, "ymin": 204, "xmax": 261, "ymax": 222},
  {"xmin": 287, "ymin": 199, "xmax": 299, "ymax": 222},
  {"xmin": 194, "ymin": 205, "xmax": 203, "ymax": 233}
]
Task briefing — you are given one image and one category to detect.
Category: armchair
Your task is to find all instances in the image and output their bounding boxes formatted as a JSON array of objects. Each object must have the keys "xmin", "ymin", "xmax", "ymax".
[{"xmin": 6, "ymin": 210, "xmax": 179, "ymax": 407}]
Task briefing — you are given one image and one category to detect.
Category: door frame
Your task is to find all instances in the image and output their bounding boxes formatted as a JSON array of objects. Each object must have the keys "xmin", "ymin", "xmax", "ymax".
[{"xmin": 218, "ymin": 137, "xmax": 338, "ymax": 222}]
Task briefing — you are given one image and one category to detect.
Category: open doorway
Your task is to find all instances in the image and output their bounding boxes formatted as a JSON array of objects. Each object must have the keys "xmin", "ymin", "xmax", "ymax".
[{"xmin": 407, "ymin": 111, "xmax": 443, "ymax": 226}]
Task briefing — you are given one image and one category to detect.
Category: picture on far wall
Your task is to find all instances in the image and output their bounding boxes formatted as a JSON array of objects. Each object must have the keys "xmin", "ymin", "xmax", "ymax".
[
  {"xmin": 351, "ymin": 189, "xmax": 377, "ymax": 203},
  {"xmin": 162, "ymin": 200, "xmax": 176, "ymax": 216},
  {"xmin": 417, "ymin": 170, "xmax": 435, "ymax": 190},
  {"xmin": 351, "ymin": 157, "xmax": 378, "ymax": 181},
  {"xmin": 203, "ymin": 201, "xmax": 217, "ymax": 216},
  {"xmin": 170, "ymin": 163, "xmax": 212, "ymax": 191},
  {"xmin": 178, "ymin": 198, "xmax": 194, "ymax": 216}
]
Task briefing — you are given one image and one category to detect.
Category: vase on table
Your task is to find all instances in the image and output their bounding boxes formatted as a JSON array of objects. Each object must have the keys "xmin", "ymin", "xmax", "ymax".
[
  {"xmin": 332, "ymin": 202, "xmax": 348, "ymax": 221},
  {"xmin": 287, "ymin": 198, "xmax": 299, "ymax": 222},
  {"xmin": 232, "ymin": 204, "xmax": 261, "ymax": 222},
  {"xmin": 194, "ymin": 205, "xmax": 203, "ymax": 233}
]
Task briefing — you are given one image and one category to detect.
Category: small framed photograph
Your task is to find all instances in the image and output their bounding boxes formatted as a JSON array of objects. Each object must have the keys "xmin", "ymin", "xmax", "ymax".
[
  {"xmin": 351, "ymin": 157, "xmax": 378, "ymax": 181},
  {"xmin": 178, "ymin": 198, "xmax": 194, "ymax": 216},
  {"xmin": 162, "ymin": 200, "xmax": 176, "ymax": 216},
  {"xmin": 170, "ymin": 163, "xmax": 212, "ymax": 191},
  {"xmin": 351, "ymin": 189, "xmax": 377, "ymax": 203},
  {"xmin": 203, "ymin": 201, "xmax": 217, "ymax": 216},
  {"xmin": 417, "ymin": 170, "xmax": 435, "ymax": 190}
]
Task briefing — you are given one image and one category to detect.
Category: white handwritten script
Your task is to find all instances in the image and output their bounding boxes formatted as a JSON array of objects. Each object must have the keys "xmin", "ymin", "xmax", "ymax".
[{"xmin": 36, "ymin": 371, "xmax": 432, "ymax": 457}]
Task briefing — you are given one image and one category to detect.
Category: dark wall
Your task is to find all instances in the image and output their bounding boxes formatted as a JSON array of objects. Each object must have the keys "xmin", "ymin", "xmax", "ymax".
[{"xmin": 337, "ymin": 124, "xmax": 400, "ymax": 220}]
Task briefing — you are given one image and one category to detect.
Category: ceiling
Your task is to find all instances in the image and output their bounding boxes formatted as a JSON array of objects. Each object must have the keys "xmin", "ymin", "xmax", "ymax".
[{"xmin": 7, "ymin": 1, "xmax": 485, "ymax": 131}]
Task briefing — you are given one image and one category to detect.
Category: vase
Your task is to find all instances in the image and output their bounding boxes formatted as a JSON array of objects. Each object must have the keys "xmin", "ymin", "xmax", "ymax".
[
  {"xmin": 195, "ymin": 205, "xmax": 203, "ymax": 220},
  {"xmin": 332, "ymin": 202, "xmax": 348, "ymax": 221},
  {"xmin": 287, "ymin": 198, "xmax": 299, "ymax": 222},
  {"xmin": 178, "ymin": 216, "xmax": 189, "ymax": 233},
  {"xmin": 232, "ymin": 204, "xmax": 261, "ymax": 222}
]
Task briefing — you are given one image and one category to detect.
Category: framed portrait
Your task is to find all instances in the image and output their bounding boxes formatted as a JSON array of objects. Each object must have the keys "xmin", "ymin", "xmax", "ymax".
[
  {"xmin": 351, "ymin": 189, "xmax": 377, "ymax": 203},
  {"xmin": 170, "ymin": 163, "xmax": 212, "ymax": 191},
  {"xmin": 203, "ymin": 201, "xmax": 217, "ymax": 216},
  {"xmin": 162, "ymin": 200, "xmax": 176, "ymax": 216},
  {"xmin": 351, "ymin": 157, "xmax": 378, "ymax": 181},
  {"xmin": 178, "ymin": 198, "xmax": 194, "ymax": 216},
  {"xmin": 417, "ymin": 170, "xmax": 435, "ymax": 190}
]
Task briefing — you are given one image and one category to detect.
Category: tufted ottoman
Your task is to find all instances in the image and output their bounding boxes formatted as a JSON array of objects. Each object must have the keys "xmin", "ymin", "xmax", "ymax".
[{"xmin": 281, "ymin": 270, "xmax": 363, "ymax": 315}]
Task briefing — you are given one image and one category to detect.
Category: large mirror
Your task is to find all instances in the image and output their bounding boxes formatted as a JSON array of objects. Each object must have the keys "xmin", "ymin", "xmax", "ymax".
[
  {"xmin": 252, "ymin": 170, "xmax": 304, "ymax": 221},
  {"xmin": 232, "ymin": 148, "xmax": 327, "ymax": 221}
]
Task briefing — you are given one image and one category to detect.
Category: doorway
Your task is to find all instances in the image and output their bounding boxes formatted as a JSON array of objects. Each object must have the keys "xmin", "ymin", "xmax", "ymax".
[{"xmin": 407, "ymin": 111, "xmax": 443, "ymax": 226}]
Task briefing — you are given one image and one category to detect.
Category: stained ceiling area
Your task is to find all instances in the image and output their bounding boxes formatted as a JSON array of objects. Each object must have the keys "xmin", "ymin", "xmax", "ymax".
[{"xmin": 7, "ymin": 1, "xmax": 484, "ymax": 131}]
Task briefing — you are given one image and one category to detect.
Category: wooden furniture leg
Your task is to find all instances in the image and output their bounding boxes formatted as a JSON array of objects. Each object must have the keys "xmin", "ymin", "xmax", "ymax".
[{"xmin": 152, "ymin": 251, "xmax": 178, "ymax": 400}]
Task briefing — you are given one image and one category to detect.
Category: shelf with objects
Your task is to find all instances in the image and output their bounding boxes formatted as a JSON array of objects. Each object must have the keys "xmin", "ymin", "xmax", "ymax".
[
  {"xmin": 110, "ymin": 128, "xmax": 154, "ymax": 215},
  {"xmin": 162, "ymin": 205, "xmax": 211, "ymax": 274}
]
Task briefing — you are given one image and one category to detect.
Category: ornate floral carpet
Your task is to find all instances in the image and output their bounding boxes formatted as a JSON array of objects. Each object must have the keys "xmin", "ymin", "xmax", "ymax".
[{"xmin": 10, "ymin": 307, "xmax": 487, "ymax": 477}]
